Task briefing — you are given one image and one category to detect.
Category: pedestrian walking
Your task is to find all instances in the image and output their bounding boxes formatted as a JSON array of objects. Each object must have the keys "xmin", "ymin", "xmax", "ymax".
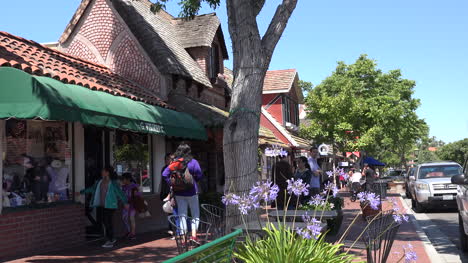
[
  {"xmin": 121, "ymin": 173, "xmax": 140, "ymax": 240},
  {"xmin": 79, "ymin": 166, "xmax": 128, "ymax": 248},
  {"xmin": 363, "ymin": 163, "xmax": 376, "ymax": 192},
  {"xmin": 295, "ymin": 156, "xmax": 314, "ymax": 204},
  {"xmin": 162, "ymin": 142, "xmax": 203, "ymax": 244},
  {"xmin": 271, "ymin": 156, "xmax": 293, "ymax": 209},
  {"xmin": 160, "ymin": 153, "xmax": 178, "ymax": 239},
  {"xmin": 307, "ymin": 147, "xmax": 322, "ymax": 195}
]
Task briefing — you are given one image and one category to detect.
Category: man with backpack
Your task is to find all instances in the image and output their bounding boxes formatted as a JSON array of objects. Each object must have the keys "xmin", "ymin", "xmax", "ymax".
[{"xmin": 162, "ymin": 142, "xmax": 203, "ymax": 244}]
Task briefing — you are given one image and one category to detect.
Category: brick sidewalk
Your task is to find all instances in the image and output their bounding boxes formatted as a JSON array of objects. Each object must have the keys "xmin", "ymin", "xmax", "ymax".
[
  {"xmin": 6, "ymin": 232, "xmax": 178, "ymax": 263},
  {"xmin": 9, "ymin": 191, "xmax": 431, "ymax": 263},
  {"xmin": 332, "ymin": 190, "xmax": 431, "ymax": 262}
]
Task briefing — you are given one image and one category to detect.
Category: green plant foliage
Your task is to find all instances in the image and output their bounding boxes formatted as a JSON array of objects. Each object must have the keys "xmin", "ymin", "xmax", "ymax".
[
  {"xmin": 300, "ymin": 196, "xmax": 343, "ymax": 210},
  {"xmin": 114, "ymin": 143, "xmax": 149, "ymax": 167},
  {"xmin": 299, "ymin": 79, "xmax": 313, "ymax": 94},
  {"xmin": 235, "ymin": 224, "xmax": 358, "ymax": 263},
  {"xmin": 416, "ymin": 136, "xmax": 445, "ymax": 163},
  {"xmin": 150, "ymin": 0, "xmax": 220, "ymax": 17},
  {"xmin": 301, "ymin": 55, "xmax": 427, "ymax": 168},
  {"xmin": 437, "ymin": 138, "xmax": 468, "ymax": 165}
]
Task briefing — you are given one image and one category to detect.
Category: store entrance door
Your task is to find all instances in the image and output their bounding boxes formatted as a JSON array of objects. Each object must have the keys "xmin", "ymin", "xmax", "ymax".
[{"xmin": 84, "ymin": 126, "xmax": 109, "ymax": 239}]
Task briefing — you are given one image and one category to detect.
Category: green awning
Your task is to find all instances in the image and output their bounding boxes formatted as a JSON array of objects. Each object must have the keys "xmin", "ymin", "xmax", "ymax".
[{"xmin": 0, "ymin": 67, "xmax": 207, "ymax": 140}]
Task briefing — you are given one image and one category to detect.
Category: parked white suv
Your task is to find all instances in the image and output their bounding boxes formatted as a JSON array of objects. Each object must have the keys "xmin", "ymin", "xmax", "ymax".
[
  {"xmin": 452, "ymin": 157, "xmax": 468, "ymax": 251},
  {"xmin": 408, "ymin": 161, "xmax": 462, "ymax": 213}
]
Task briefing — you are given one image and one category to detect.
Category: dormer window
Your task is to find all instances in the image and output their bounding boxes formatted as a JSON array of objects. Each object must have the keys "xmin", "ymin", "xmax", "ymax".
[{"xmin": 209, "ymin": 44, "xmax": 220, "ymax": 81}]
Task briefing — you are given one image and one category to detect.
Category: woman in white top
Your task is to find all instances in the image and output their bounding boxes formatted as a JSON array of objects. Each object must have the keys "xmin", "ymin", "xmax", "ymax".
[{"xmin": 350, "ymin": 170, "xmax": 363, "ymax": 202}]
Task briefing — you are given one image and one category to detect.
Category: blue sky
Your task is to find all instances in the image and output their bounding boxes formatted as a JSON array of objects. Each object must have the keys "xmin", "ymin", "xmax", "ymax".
[{"xmin": 1, "ymin": 0, "xmax": 467, "ymax": 142}]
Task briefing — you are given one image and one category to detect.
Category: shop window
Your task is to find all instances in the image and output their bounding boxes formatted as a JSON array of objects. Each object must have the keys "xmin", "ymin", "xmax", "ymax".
[
  {"xmin": 209, "ymin": 44, "xmax": 220, "ymax": 80},
  {"xmin": 283, "ymin": 96, "xmax": 291, "ymax": 124},
  {"xmin": 113, "ymin": 131, "xmax": 152, "ymax": 193},
  {"xmin": 2, "ymin": 120, "xmax": 72, "ymax": 207}
]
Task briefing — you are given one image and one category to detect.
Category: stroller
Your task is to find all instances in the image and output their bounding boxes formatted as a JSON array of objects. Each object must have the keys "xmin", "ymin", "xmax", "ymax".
[{"xmin": 350, "ymin": 180, "xmax": 365, "ymax": 202}]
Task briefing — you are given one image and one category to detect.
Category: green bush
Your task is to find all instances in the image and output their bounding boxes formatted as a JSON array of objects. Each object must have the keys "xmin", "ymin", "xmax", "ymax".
[{"xmin": 235, "ymin": 224, "xmax": 358, "ymax": 263}]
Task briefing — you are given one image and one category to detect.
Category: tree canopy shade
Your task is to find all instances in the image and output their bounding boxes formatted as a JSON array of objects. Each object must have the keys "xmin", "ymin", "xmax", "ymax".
[
  {"xmin": 437, "ymin": 138, "xmax": 468, "ymax": 165},
  {"xmin": 152, "ymin": 0, "xmax": 298, "ymax": 230},
  {"xmin": 301, "ymin": 55, "xmax": 428, "ymax": 167}
]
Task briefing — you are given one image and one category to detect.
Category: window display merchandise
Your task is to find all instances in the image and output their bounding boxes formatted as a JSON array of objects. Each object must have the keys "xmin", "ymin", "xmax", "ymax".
[{"xmin": 2, "ymin": 120, "xmax": 72, "ymax": 207}]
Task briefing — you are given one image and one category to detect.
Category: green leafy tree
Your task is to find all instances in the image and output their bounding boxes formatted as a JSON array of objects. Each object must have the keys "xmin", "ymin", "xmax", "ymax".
[
  {"xmin": 298, "ymin": 80, "xmax": 313, "ymax": 94},
  {"xmin": 437, "ymin": 138, "xmax": 468, "ymax": 165},
  {"xmin": 152, "ymin": 0, "xmax": 298, "ymax": 229},
  {"xmin": 416, "ymin": 136, "xmax": 445, "ymax": 163},
  {"xmin": 301, "ymin": 55, "xmax": 427, "ymax": 167}
]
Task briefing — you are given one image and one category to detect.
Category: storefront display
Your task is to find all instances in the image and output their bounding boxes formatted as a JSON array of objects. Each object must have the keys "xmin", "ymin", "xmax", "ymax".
[
  {"xmin": 2, "ymin": 120, "xmax": 72, "ymax": 207},
  {"xmin": 113, "ymin": 131, "xmax": 152, "ymax": 193}
]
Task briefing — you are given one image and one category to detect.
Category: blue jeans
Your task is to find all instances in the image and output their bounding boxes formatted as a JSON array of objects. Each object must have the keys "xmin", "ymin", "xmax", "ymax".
[{"xmin": 175, "ymin": 195, "xmax": 200, "ymax": 234}]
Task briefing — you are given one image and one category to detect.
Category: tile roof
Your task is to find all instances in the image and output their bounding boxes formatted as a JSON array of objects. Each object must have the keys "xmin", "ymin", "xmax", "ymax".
[
  {"xmin": 111, "ymin": 0, "xmax": 214, "ymax": 88},
  {"xmin": 59, "ymin": 0, "xmax": 93, "ymax": 44},
  {"xmin": 0, "ymin": 31, "xmax": 168, "ymax": 107},
  {"xmin": 173, "ymin": 13, "xmax": 228, "ymax": 59},
  {"xmin": 259, "ymin": 126, "xmax": 289, "ymax": 148},
  {"xmin": 263, "ymin": 69, "xmax": 297, "ymax": 91}
]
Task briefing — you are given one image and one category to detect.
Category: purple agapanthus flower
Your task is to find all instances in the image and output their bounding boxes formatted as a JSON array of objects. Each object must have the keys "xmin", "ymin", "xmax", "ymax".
[
  {"xmin": 222, "ymin": 193, "xmax": 240, "ymax": 206},
  {"xmin": 250, "ymin": 180, "xmax": 280, "ymax": 203},
  {"xmin": 358, "ymin": 191, "xmax": 381, "ymax": 210},
  {"xmin": 287, "ymin": 178, "xmax": 310, "ymax": 196},
  {"xmin": 324, "ymin": 182, "xmax": 339, "ymax": 197},
  {"xmin": 237, "ymin": 194, "xmax": 259, "ymax": 215},
  {"xmin": 308, "ymin": 194, "xmax": 325, "ymax": 207},
  {"xmin": 297, "ymin": 215, "xmax": 322, "ymax": 240},
  {"xmin": 326, "ymin": 171, "xmax": 334, "ymax": 178},
  {"xmin": 403, "ymin": 243, "xmax": 417, "ymax": 263},
  {"xmin": 393, "ymin": 214, "xmax": 403, "ymax": 224}
]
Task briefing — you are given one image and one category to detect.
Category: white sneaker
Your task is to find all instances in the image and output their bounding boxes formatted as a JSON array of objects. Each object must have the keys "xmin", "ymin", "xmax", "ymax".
[{"xmin": 102, "ymin": 240, "xmax": 115, "ymax": 248}]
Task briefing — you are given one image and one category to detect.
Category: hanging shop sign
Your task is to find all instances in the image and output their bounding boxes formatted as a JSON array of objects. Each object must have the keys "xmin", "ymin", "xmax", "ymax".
[
  {"xmin": 265, "ymin": 145, "xmax": 288, "ymax": 157},
  {"xmin": 318, "ymin": 144, "xmax": 330, "ymax": 156}
]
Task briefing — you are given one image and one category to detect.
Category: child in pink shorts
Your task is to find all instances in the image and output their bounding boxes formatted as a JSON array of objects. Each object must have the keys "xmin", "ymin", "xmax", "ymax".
[{"xmin": 121, "ymin": 173, "xmax": 141, "ymax": 239}]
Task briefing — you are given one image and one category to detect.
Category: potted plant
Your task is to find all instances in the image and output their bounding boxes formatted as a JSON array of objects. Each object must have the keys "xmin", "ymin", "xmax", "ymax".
[
  {"xmin": 299, "ymin": 194, "xmax": 344, "ymax": 235},
  {"xmin": 358, "ymin": 192, "xmax": 381, "ymax": 218}
]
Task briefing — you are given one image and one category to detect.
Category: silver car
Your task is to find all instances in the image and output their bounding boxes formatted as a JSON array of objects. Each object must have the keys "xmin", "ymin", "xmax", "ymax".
[
  {"xmin": 452, "ymin": 158, "xmax": 468, "ymax": 251},
  {"xmin": 408, "ymin": 161, "xmax": 462, "ymax": 213}
]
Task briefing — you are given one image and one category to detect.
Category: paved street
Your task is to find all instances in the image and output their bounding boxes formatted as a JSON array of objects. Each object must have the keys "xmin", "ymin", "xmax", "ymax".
[{"xmin": 402, "ymin": 194, "xmax": 468, "ymax": 263}]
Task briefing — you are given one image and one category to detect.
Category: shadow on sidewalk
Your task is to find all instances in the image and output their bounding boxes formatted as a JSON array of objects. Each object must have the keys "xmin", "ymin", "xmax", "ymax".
[{"xmin": 8, "ymin": 232, "xmax": 178, "ymax": 263}]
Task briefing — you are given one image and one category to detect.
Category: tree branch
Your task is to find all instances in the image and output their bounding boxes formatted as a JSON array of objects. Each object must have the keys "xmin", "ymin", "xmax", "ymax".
[
  {"xmin": 252, "ymin": 0, "xmax": 266, "ymax": 17},
  {"xmin": 261, "ymin": 0, "xmax": 298, "ymax": 60}
]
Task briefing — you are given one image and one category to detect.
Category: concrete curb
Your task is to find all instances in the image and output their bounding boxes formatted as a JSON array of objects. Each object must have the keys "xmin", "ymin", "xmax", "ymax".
[
  {"xmin": 399, "ymin": 193, "xmax": 467, "ymax": 263},
  {"xmin": 398, "ymin": 193, "xmax": 443, "ymax": 263}
]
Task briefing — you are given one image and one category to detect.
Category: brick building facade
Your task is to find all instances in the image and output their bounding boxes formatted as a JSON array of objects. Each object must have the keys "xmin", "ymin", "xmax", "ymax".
[{"xmin": 0, "ymin": 0, "xmax": 231, "ymax": 260}]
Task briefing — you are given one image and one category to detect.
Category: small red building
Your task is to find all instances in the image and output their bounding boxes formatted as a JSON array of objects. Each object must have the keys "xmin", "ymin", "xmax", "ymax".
[
  {"xmin": 258, "ymin": 69, "xmax": 312, "ymax": 179},
  {"xmin": 261, "ymin": 69, "xmax": 311, "ymax": 152}
]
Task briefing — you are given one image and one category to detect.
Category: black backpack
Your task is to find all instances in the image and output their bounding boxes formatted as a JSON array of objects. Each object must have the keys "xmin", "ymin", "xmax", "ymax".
[{"xmin": 169, "ymin": 159, "xmax": 194, "ymax": 192}]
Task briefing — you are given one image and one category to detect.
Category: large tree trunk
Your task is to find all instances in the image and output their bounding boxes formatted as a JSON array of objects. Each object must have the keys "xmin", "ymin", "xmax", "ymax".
[{"xmin": 223, "ymin": 0, "xmax": 298, "ymax": 231}]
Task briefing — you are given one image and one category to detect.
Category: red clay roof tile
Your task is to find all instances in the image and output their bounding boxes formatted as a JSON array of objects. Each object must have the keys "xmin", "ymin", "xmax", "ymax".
[{"xmin": 0, "ymin": 31, "xmax": 169, "ymax": 108}]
